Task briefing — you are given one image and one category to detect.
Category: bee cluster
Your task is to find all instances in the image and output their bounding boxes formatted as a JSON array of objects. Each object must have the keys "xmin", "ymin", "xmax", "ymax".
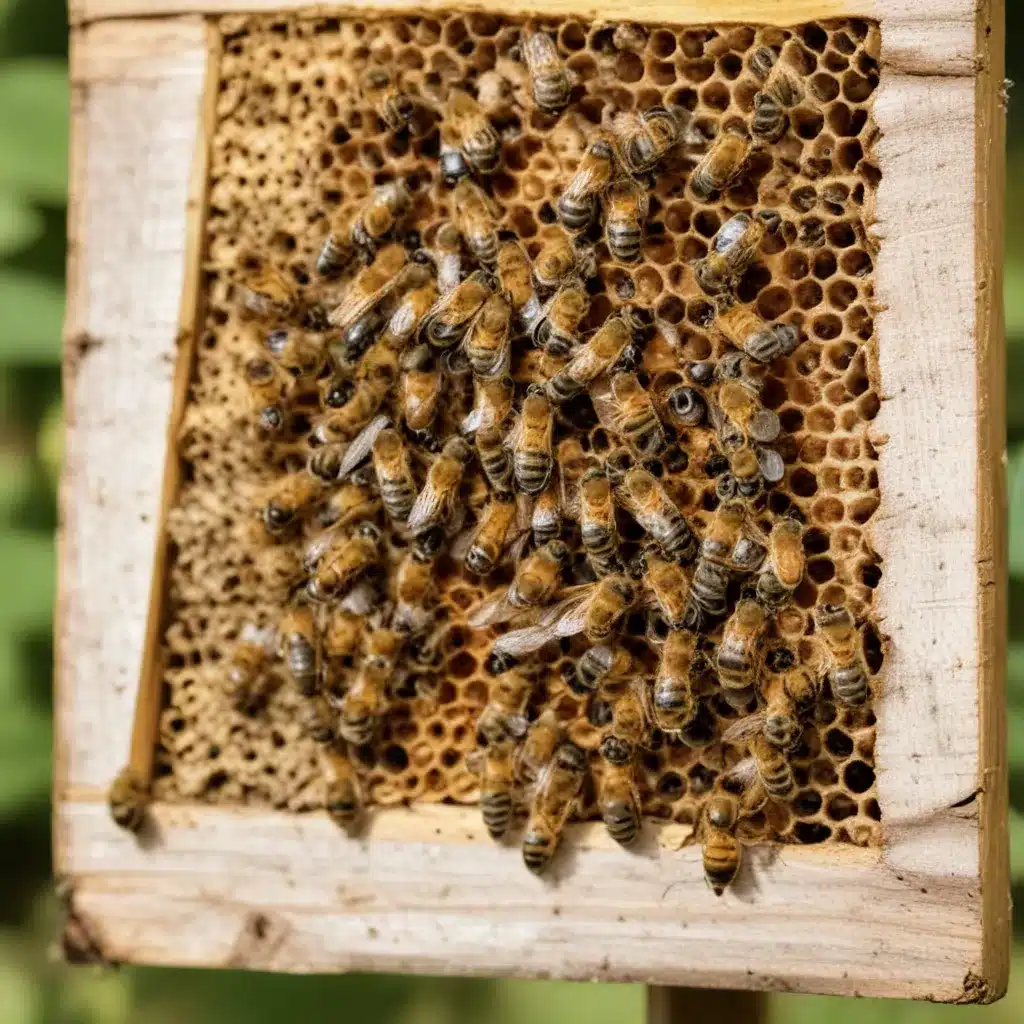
[{"xmin": 123, "ymin": 13, "xmax": 885, "ymax": 895}]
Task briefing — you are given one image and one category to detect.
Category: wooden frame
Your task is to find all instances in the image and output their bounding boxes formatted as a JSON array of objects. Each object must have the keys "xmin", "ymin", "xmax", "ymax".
[{"xmin": 55, "ymin": 0, "xmax": 1008, "ymax": 1003}]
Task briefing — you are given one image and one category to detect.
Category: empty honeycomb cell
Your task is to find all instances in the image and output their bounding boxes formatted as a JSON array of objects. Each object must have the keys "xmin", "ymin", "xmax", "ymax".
[
  {"xmin": 701, "ymin": 80, "xmax": 731, "ymax": 111},
  {"xmin": 794, "ymin": 280, "xmax": 823, "ymax": 310}
]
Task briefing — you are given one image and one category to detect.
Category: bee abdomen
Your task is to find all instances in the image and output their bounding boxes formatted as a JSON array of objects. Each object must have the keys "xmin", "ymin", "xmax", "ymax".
[
  {"xmin": 702, "ymin": 833, "xmax": 740, "ymax": 895},
  {"xmin": 466, "ymin": 546, "xmax": 497, "ymax": 576},
  {"xmin": 381, "ymin": 479, "xmax": 416, "ymax": 522},
  {"xmin": 535, "ymin": 78, "xmax": 571, "ymax": 114},
  {"xmin": 756, "ymin": 570, "xmax": 790, "ymax": 606},
  {"xmin": 482, "ymin": 791, "xmax": 513, "ymax": 839},
  {"xmin": 557, "ymin": 194, "xmax": 596, "ymax": 232},
  {"xmin": 602, "ymin": 802, "xmax": 640, "ymax": 846},
  {"xmin": 831, "ymin": 664, "xmax": 869, "ymax": 705},
  {"xmin": 760, "ymin": 760, "xmax": 795, "ymax": 799},
  {"xmin": 326, "ymin": 785, "xmax": 361, "ymax": 825},
  {"xmin": 546, "ymin": 372, "xmax": 584, "ymax": 404},
  {"xmin": 607, "ymin": 222, "xmax": 643, "ymax": 262},
  {"xmin": 317, "ymin": 234, "xmax": 350, "ymax": 277},
  {"xmin": 522, "ymin": 831, "xmax": 555, "ymax": 873},
  {"xmin": 338, "ymin": 715, "xmax": 375, "ymax": 747},
  {"xmin": 657, "ymin": 515, "xmax": 698, "ymax": 563},
  {"xmin": 514, "ymin": 453, "xmax": 553, "ymax": 496}
]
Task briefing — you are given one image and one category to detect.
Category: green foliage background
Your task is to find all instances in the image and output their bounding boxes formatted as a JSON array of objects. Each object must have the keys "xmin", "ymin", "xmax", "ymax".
[{"xmin": 0, "ymin": 2, "xmax": 1021, "ymax": 1019}]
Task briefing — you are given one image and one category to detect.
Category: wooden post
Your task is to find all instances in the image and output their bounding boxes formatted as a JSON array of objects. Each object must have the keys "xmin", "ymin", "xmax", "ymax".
[{"xmin": 648, "ymin": 987, "xmax": 768, "ymax": 1024}]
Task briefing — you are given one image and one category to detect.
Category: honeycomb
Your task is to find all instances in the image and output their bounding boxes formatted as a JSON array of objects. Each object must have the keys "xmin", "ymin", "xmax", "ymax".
[{"xmin": 149, "ymin": 12, "xmax": 885, "ymax": 868}]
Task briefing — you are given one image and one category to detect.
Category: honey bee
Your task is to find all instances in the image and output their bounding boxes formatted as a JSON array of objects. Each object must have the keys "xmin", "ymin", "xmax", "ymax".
[
  {"xmin": 327, "ymin": 245, "xmax": 422, "ymax": 332},
  {"xmin": 579, "ymin": 467, "xmax": 620, "ymax": 577},
  {"xmin": 757, "ymin": 519, "xmax": 806, "ymax": 607},
  {"xmin": 407, "ymin": 436, "xmax": 472, "ymax": 536},
  {"xmin": 363, "ymin": 67, "xmax": 417, "ymax": 131},
  {"xmin": 722, "ymin": 441, "xmax": 785, "ymax": 499},
  {"xmin": 340, "ymin": 627, "xmax": 401, "ymax": 745},
  {"xmin": 468, "ymin": 744, "xmax": 517, "ymax": 840},
  {"xmin": 712, "ymin": 300, "xmax": 801, "ymax": 364},
  {"xmin": 522, "ymin": 25, "xmax": 573, "ymax": 114},
  {"xmin": 712, "ymin": 380, "xmax": 782, "ymax": 448},
  {"xmin": 350, "ymin": 181, "xmax": 411, "ymax": 259},
  {"xmin": 750, "ymin": 46, "xmax": 805, "ymax": 108},
  {"xmin": 222, "ymin": 622, "xmax": 278, "ymax": 705},
  {"xmin": 259, "ymin": 472, "xmax": 322, "ymax": 536},
  {"xmin": 466, "ymin": 292, "xmax": 512, "ymax": 380},
  {"xmin": 517, "ymin": 708, "xmax": 563, "ymax": 782},
  {"xmin": 420, "ymin": 271, "xmax": 492, "ymax": 350},
  {"xmin": 312, "ymin": 373, "xmax": 394, "ymax": 445},
  {"xmin": 512, "ymin": 386, "xmax": 555, "ymax": 495},
  {"xmin": 617, "ymin": 467, "xmax": 697, "ymax": 564},
  {"xmin": 298, "ymin": 695, "xmax": 337, "ymax": 745},
  {"xmin": 700, "ymin": 790, "xmax": 741, "ymax": 895},
  {"xmin": 522, "ymin": 742, "xmax": 588, "ymax": 873},
  {"xmin": 689, "ymin": 130, "xmax": 750, "ymax": 203},
  {"xmin": 648, "ymin": 629, "xmax": 701, "ymax": 735},
  {"xmin": 474, "ymin": 423, "xmax": 514, "ymax": 497},
  {"xmin": 693, "ymin": 211, "xmax": 782, "ymax": 296},
  {"xmin": 323, "ymin": 747, "xmax": 363, "ymax": 829},
  {"xmin": 477, "ymin": 667, "xmax": 534, "ymax": 746},
  {"xmin": 642, "ymin": 549, "xmax": 691, "ymax": 630},
  {"xmin": 815, "ymin": 603, "xmax": 871, "ymax": 706},
  {"xmin": 451, "ymin": 179, "xmax": 500, "ymax": 268},
  {"xmin": 565, "ymin": 642, "xmax": 632, "ymax": 696},
  {"xmin": 309, "ymin": 414, "xmax": 390, "ymax": 486},
  {"xmin": 556, "ymin": 135, "xmax": 614, "ymax": 231},
  {"xmin": 278, "ymin": 605, "xmax": 319, "ymax": 697},
  {"xmin": 717, "ymin": 598, "xmax": 767, "ymax": 710},
  {"xmin": 750, "ymin": 91, "xmax": 787, "ymax": 145},
  {"xmin": 316, "ymin": 479, "xmax": 381, "ymax": 531},
  {"xmin": 263, "ymin": 325, "xmax": 329, "ymax": 380},
  {"xmin": 605, "ymin": 179, "xmax": 649, "ymax": 263},
  {"xmin": 592, "ymin": 371, "xmax": 666, "ymax": 459},
  {"xmin": 316, "ymin": 215, "xmax": 357, "ymax": 278},
  {"xmin": 238, "ymin": 265, "xmax": 297, "ymax": 320},
  {"xmin": 108, "ymin": 766, "xmax": 148, "ymax": 832},
  {"xmin": 381, "ymin": 283, "xmax": 439, "ymax": 350},
  {"xmin": 734, "ymin": 660, "xmax": 819, "ymax": 750},
  {"xmin": 392, "ymin": 549, "xmax": 437, "ymax": 635},
  {"xmin": 371, "ymin": 428, "xmax": 417, "ymax": 525},
  {"xmin": 532, "ymin": 280, "xmax": 588, "ymax": 358},
  {"xmin": 491, "ymin": 575, "xmax": 636, "ymax": 659},
  {"xmin": 398, "ymin": 345, "xmax": 444, "ymax": 440},
  {"xmin": 470, "ymin": 538, "xmax": 570, "ymax": 625},
  {"xmin": 323, "ymin": 610, "xmax": 362, "ymax": 667},
  {"xmin": 444, "ymin": 89, "xmax": 500, "ymax": 174},
  {"xmin": 497, "ymin": 240, "xmax": 541, "ymax": 328},
  {"xmin": 466, "ymin": 496, "xmax": 520, "ymax": 576},
  {"xmin": 463, "ymin": 373, "xmax": 515, "ymax": 436},
  {"xmin": 533, "ymin": 230, "xmax": 581, "ymax": 291},
  {"xmin": 729, "ymin": 735, "xmax": 796, "ymax": 800},
  {"xmin": 612, "ymin": 105, "xmax": 689, "ymax": 175},
  {"xmin": 242, "ymin": 348, "xmax": 291, "ymax": 433},
  {"xmin": 545, "ymin": 307, "xmax": 643, "ymax": 404},
  {"xmin": 305, "ymin": 521, "xmax": 384, "ymax": 602},
  {"xmin": 598, "ymin": 746, "xmax": 641, "ymax": 847},
  {"xmin": 602, "ymin": 685, "xmax": 647, "ymax": 759},
  {"xmin": 531, "ymin": 483, "xmax": 562, "ymax": 546}
]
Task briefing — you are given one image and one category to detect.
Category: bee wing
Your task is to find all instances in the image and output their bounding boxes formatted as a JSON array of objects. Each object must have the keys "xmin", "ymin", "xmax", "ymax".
[
  {"xmin": 563, "ymin": 158, "xmax": 603, "ymax": 199},
  {"xmin": 723, "ymin": 756, "xmax": 760, "ymax": 790},
  {"xmin": 304, "ymin": 526, "xmax": 343, "ymax": 570},
  {"xmin": 338, "ymin": 414, "xmax": 390, "ymax": 479},
  {"xmin": 539, "ymin": 587, "xmax": 593, "ymax": 637},
  {"xmin": 407, "ymin": 478, "xmax": 447, "ymax": 534},
  {"xmin": 755, "ymin": 444, "xmax": 785, "ymax": 483},
  {"xmin": 468, "ymin": 586, "xmax": 519, "ymax": 628},
  {"xmin": 465, "ymin": 748, "xmax": 486, "ymax": 776},
  {"xmin": 721, "ymin": 712, "xmax": 766, "ymax": 745},
  {"xmin": 489, "ymin": 590, "xmax": 590, "ymax": 659},
  {"xmin": 748, "ymin": 408, "xmax": 781, "ymax": 444},
  {"xmin": 338, "ymin": 578, "xmax": 380, "ymax": 616},
  {"xmin": 589, "ymin": 381, "xmax": 621, "ymax": 434}
]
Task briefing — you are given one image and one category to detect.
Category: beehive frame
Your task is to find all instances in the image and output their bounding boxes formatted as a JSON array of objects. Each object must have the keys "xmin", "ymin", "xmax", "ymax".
[{"xmin": 56, "ymin": 0, "xmax": 1007, "ymax": 1004}]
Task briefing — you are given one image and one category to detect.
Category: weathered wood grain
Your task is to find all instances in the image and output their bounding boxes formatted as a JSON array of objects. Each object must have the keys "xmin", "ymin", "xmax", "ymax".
[
  {"xmin": 59, "ymin": 800, "xmax": 985, "ymax": 1001},
  {"xmin": 57, "ymin": 17, "xmax": 209, "ymax": 797},
  {"xmin": 55, "ymin": 0, "xmax": 1008, "ymax": 1002}
]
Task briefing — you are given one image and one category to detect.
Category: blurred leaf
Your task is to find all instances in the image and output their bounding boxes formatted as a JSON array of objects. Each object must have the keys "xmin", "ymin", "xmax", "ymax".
[
  {"xmin": 0, "ymin": 186, "xmax": 42, "ymax": 256},
  {"xmin": 0, "ymin": 957, "xmax": 42, "ymax": 1024},
  {"xmin": 36, "ymin": 398, "xmax": 61, "ymax": 486},
  {"xmin": 1011, "ymin": 644, "xmax": 1024, "ymax": 711},
  {"xmin": 0, "ymin": 270, "xmax": 63, "ymax": 363},
  {"xmin": 1013, "ymin": 810, "xmax": 1024, "ymax": 882},
  {"xmin": 0, "ymin": 58, "xmax": 67, "ymax": 204},
  {"xmin": 0, "ymin": 530, "xmax": 53, "ymax": 633},
  {"xmin": 1011, "ymin": 706, "xmax": 1024, "ymax": 770},
  {"xmin": 0, "ymin": 657, "xmax": 51, "ymax": 817},
  {"xmin": 1011, "ymin": 445, "xmax": 1024, "ymax": 578},
  {"xmin": 0, "ymin": 450, "xmax": 33, "ymax": 524}
]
